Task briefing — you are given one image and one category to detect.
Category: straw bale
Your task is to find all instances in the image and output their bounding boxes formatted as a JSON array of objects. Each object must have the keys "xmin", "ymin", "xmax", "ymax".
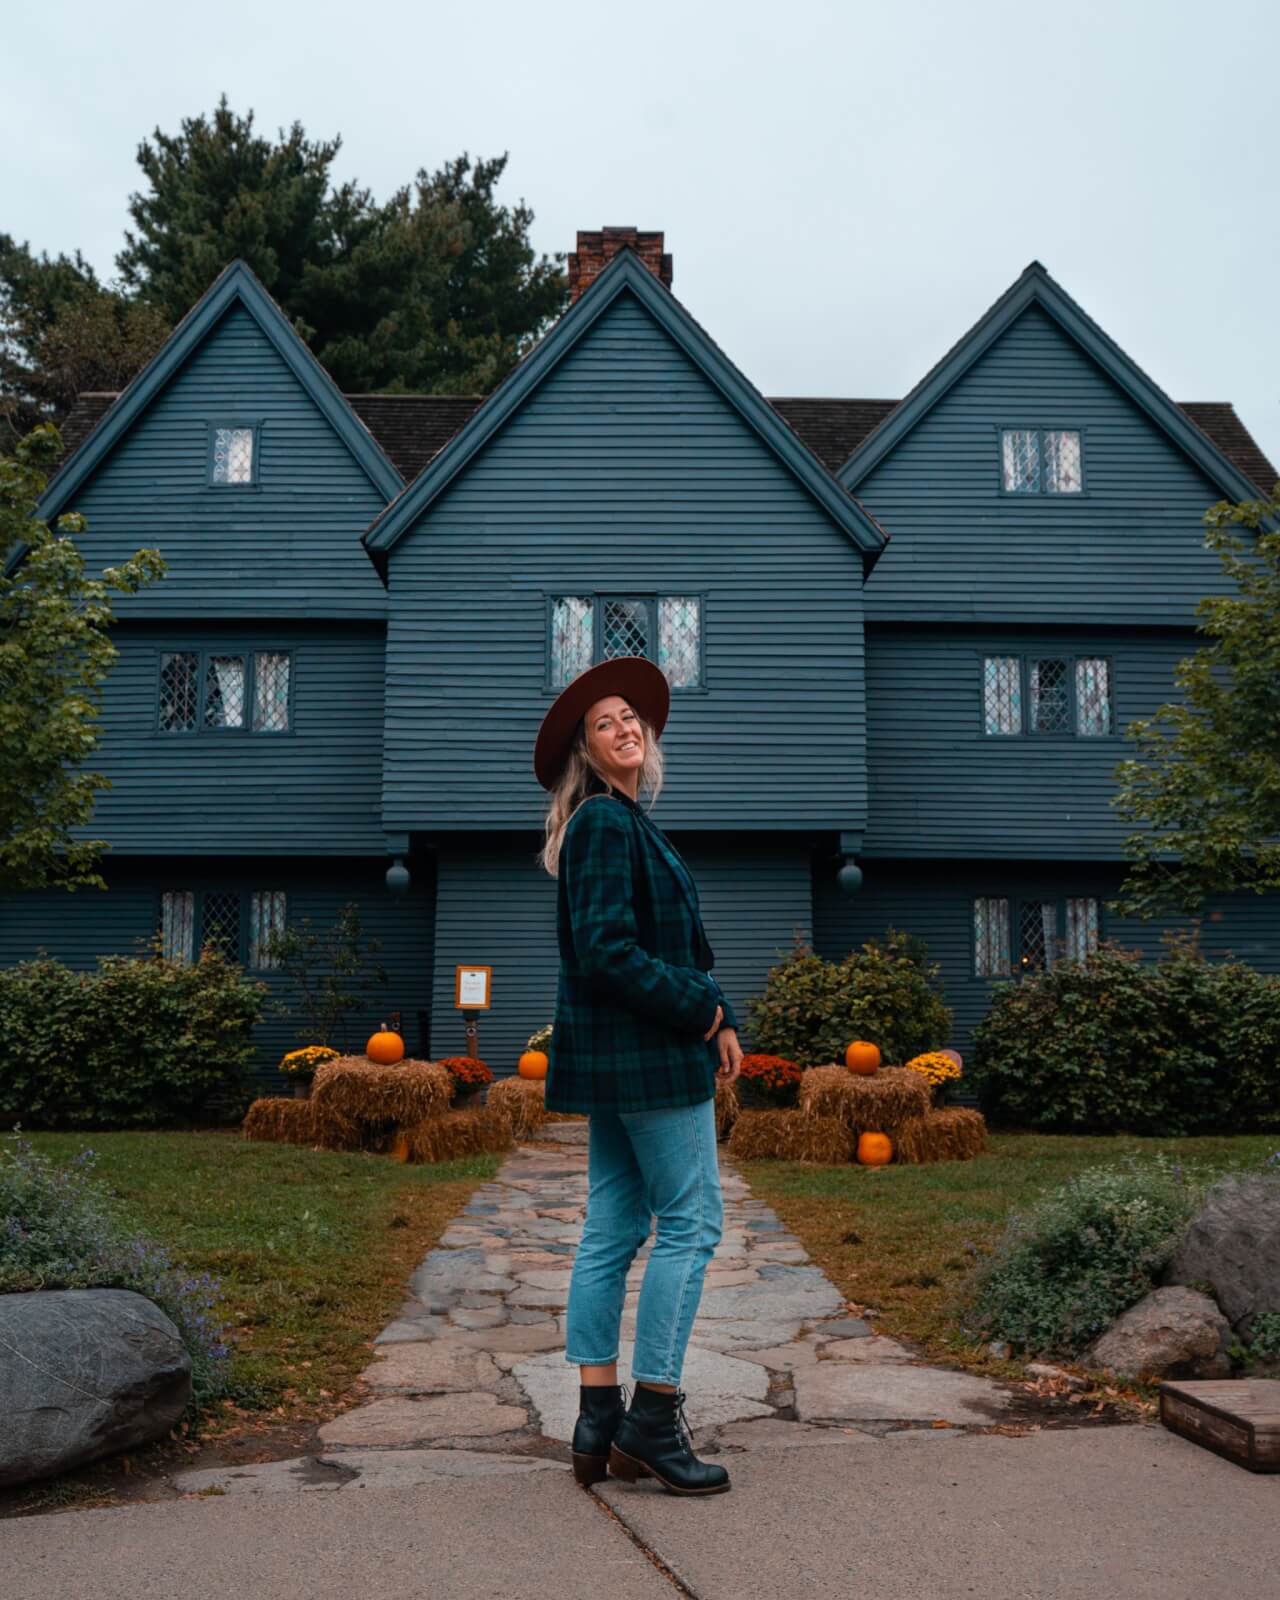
[
  {"xmin": 400, "ymin": 1107, "xmax": 515, "ymax": 1164},
  {"xmin": 486, "ymin": 1076, "xmax": 549, "ymax": 1141},
  {"xmin": 727, "ymin": 1108, "xmax": 851, "ymax": 1165},
  {"xmin": 306, "ymin": 1056, "xmax": 451, "ymax": 1150},
  {"xmin": 241, "ymin": 1097, "xmax": 317, "ymax": 1145},
  {"xmin": 798, "ymin": 1065, "xmax": 930, "ymax": 1135},
  {"xmin": 894, "ymin": 1107, "xmax": 988, "ymax": 1165},
  {"xmin": 715, "ymin": 1078, "xmax": 741, "ymax": 1142}
]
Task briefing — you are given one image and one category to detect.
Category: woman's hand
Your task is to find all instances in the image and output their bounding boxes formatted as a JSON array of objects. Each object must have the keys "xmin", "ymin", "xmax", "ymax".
[
  {"xmin": 715, "ymin": 1027, "xmax": 743, "ymax": 1083},
  {"xmin": 702, "ymin": 1004, "xmax": 723, "ymax": 1041}
]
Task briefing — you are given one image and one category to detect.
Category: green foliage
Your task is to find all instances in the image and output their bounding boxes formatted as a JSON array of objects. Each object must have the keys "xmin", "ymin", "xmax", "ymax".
[
  {"xmin": 0, "ymin": 949, "xmax": 264, "ymax": 1128},
  {"xmin": 747, "ymin": 929, "xmax": 952, "ymax": 1067},
  {"xmin": 263, "ymin": 901, "xmax": 388, "ymax": 1052},
  {"xmin": 1111, "ymin": 487, "xmax": 1280, "ymax": 918},
  {"xmin": 973, "ymin": 933, "xmax": 1280, "ymax": 1135},
  {"xmin": 1, "ymin": 424, "xmax": 165, "ymax": 890},
  {"xmin": 1243, "ymin": 1311, "xmax": 1280, "ymax": 1363},
  {"xmin": 970, "ymin": 1156, "xmax": 1202, "ymax": 1357}
]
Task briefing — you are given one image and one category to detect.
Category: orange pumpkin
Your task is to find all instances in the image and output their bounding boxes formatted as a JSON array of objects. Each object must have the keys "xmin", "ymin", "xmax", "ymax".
[
  {"xmin": 857, "ymin": 1131, "xmax": 893, "ymax": 1167},
  {"xmin": 518, "ymin": 1049, "xmax": 549, "ymax": 1081},
  {"xmin": 845, "ymin": 1040, "xmax": 881, "ymax": 1076},
  {"xmin": 390, "ymin": 1131, "xmax": 411, "ymax": 1163},
  {"xmin": 366, "ymin": 1025, "xmax": 405, "ymax": 1066}
]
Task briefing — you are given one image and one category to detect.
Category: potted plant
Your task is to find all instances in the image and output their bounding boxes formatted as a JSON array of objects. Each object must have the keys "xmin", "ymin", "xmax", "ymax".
[
  {"xmin": 279, "ymin": 1044, "xmax": 339, "ymax": 1099},
  {"xmin": 903, "ymin": 1050, "xmax": 963, "ymax": 1105},
  {"xmin": 437, "ymin": 1056, "xmax": 494, "ymax": 1105},
  {"xmin": 735, "ymin": 1053, "xmax": 805, "ymax": 1109}
]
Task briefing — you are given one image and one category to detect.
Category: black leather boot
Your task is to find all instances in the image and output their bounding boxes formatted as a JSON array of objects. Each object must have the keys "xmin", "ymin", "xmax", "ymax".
[
  {"xmin": 609, "ymin": 1385, "xmax": 731, "ymax": 1496},
  {"xmin": 571, "ymin": 1383, "xmax": 628, "ymax": 1486}
]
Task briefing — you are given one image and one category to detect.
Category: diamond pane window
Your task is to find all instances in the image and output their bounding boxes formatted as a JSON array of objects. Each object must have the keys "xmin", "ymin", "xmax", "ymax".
[
  {"xmin": 550, "ymin": 597, "xmax": 594, "ymax": 688},
  {"xmin": 159, "ymin": 652, "xmax": 199, "ymax": 733},
  {"xmin": 1001, "ymin": 429, "xmax": 1040, "ymax": 493},
  {"xmin": 201, "ymin": 892, "xmax": 241, "ymax": 960},
  {"xmin": 974, "ymin": 897, "xmax": 1011, "ymax": 977},
  {"xmin": 204, "ymin": 655, "xmax": 246, "ymax": 728},
  {"xmin": 160, "ymin": 890, "xmax": 195, "ymax": 964},
  {"xmin": 1018, "ymin": 901, "xmax": 1055, "ymax": 972},
  {"xmin": 602, "ymin": 599, "xmax": 649, "ymax": 661},
  {"xmin": 212, "ymin": 427, "xmax": 254, "ymax": 485},
  {"xmin": 1029, "ymin": 658, "xmax": 1071, "ymax": 733},
  {"xmin": 1075, "ymin": 657, "xmax": 1111, "ymax": 736},
  {"xmin": 1064, "ymin": 897, "xmax": 1100, "ymax": 963},
  {"xmin": 1044, "ymin": 430, "xmax": 1083, "ymax": 493},
  {"xmin": 249, "ymin": 890, "xmax": 287, "ymax": 969},
  {"xmin": 658, "ymin": 597, "xmax": 701, "ymax": 688},
  {"xmin": 253, "ymin": 652, "xmax": 291, "ymax": 732},
  {"xmin": 983, "ymin": 656, "xmax": 1022, "ymax": 735}
]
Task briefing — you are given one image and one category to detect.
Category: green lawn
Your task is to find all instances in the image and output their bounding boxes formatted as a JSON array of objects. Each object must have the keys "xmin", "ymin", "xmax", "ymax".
[
  {"xmin": 22, "ymin": 1131, "xmax": 499, "ymax": 1425},
  {"xmin": 744, "ymin": 1132, "xmax": 1276, "ymax": 1373}
]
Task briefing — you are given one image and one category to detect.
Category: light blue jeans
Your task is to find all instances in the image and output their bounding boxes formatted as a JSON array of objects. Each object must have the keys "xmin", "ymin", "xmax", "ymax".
[{"xmin": 565, "ymin": 1096, "xmax": 723, "ymax": 1385}]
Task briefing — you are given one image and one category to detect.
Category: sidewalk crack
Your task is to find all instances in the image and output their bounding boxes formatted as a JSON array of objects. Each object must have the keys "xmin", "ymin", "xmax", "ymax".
[{"xmin": 585, "ymin": 1487, "xmax": 705, "ymax": 1599}]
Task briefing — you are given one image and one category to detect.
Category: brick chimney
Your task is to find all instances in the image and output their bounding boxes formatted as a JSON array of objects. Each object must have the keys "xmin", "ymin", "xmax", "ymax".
[{"xmin": 567, "ymin": 228, "xmax": 673, "ymax": 302}]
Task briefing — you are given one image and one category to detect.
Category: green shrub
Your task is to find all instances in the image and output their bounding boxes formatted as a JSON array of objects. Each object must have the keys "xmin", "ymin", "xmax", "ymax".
[
  {"xmin": 0, "ymin": 949, "xmax": 264, "ymax": 1129},
  {"xmin": 970, "ymin": 1156, "xmax": 1202, "ymax": 1357},
  {"xmin": 973, "ymin": 933, "xmax": 1280, "ymax": 1135},
  {"xmin": 1243, "ymin": 1312, "xmax": 1280, "ymax": 1364},
  {"xmin": 747, "ymin": 929, "xmax": 952, "ymax": 1067}
]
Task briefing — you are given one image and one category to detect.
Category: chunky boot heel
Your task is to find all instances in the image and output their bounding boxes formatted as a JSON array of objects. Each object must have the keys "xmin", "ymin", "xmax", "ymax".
[
  {"xmin": 570, "ymin": 1383, "xmax": 627, "ymax": 1487},
  {"xmin": 610, "ymin": 1386, "xmax": 730, "ymax": 1497}
]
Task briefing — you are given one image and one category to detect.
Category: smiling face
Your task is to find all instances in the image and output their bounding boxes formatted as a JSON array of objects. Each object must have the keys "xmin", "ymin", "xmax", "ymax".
[{"xmin": 584, "ymin": 694, "xmax": 645, "ymax": 788}]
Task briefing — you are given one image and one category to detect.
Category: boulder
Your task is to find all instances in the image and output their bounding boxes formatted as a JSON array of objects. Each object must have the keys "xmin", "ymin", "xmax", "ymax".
[
  {"xmin": 1087, "ymin": 1286, "xmax": 1232, "ymax": 1381},
  {"xmin": 0, "ymin": 1288, "xmax": 192, "ymax": 1488},
  {"xmin": 1165, "ymin": 1173, "xmax": 1280, "ymax": 1335}
]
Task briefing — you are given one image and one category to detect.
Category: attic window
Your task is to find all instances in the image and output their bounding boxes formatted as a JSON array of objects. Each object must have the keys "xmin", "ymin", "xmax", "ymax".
[
  {"xmin": 211, "ymin": 425, "xmax": 256, "ymax": 486},
  {"xmin": 1001, "ymin": 428, "xmax": 1082, "ymax": 494}
]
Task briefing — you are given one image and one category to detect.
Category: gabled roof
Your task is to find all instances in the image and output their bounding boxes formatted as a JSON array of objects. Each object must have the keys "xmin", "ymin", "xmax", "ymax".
[
  {"xmin": 33, "ymin": 260, "xmax": 404, "ymax": 529},
  {"xmin": 362, "ymin": 249, "xmax": 889, "ymax": 571},
  {"xmin": 836, "ymin": 261, "xmax": 1271, "ymax": 505}
]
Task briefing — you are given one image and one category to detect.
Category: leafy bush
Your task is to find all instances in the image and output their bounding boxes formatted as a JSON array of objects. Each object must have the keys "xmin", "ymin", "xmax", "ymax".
[
  {"xmin": 0, "ymin": 1133, "xmax": 231, "ymax": 1409},
  {"xmin": 969, "ymin": 1156, "xmax": 1202, "ymax": 1357},
  {"xmin": 0, "ymin": 949, "xmax": 265, "ymax": 1129},
  {"xmin": 973, "ymin": 933, "xmax": 1280, "ymax": 1135},
  {"xmin": 747, "ymin": 930, "xmax": 952, "ymax": 1067},
  {"xmin": 1242, "ymin": 1312, "xmax": 1280, "ymax": 1364}
]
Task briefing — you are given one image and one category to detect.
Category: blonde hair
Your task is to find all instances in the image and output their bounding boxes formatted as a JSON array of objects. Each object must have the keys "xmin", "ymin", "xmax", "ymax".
[{"xmin": 538, "ymin": 706, "xmax": 665, "ymax": 877}]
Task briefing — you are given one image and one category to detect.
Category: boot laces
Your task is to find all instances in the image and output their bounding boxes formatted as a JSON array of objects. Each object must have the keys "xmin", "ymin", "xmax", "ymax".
[{"xmin": 674, "ymin": 1389, "xmax": 694, "ymax": 1449}]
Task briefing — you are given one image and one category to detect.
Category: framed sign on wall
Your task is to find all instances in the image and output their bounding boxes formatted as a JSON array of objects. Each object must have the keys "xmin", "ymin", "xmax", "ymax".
[{"xmin": 454, "ymin": 965, "xmax": 492, "ymax": 1010}]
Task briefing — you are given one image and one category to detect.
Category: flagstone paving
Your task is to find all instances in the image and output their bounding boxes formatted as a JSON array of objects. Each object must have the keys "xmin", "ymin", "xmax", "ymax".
[{"xmin": 173, "ymin": 1123, "xmax": 1013, "ymax": 1497}]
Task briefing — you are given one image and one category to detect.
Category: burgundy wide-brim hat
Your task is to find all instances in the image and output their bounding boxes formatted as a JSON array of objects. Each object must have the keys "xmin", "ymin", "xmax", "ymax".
[{"xmin": 533, "ymin": 656, "xmax": 670, "ymax": 790}]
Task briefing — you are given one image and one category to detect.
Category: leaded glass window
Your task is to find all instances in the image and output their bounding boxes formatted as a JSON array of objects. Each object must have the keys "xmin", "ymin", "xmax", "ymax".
[
  {"xmin": 1018, "ymin": 901, "xmax": 1055, "ymax": 972},
  {"xmin": 249, "ymin": 890, "xmax": 286, "ymax": 968},
  {"xmin": 658, "ymin": 597, "xmax": 701, "ymax": 688},
  {"xmin": 212, "ymin": 426, "xmax": 254, "ymax": 485},
  {"xmin": 1064, "ymin": 897, "xmax": 1100, "ymax": 962},
  {"xmin": 1001, "ymin": 429, "xmax": 1040, "ymax": 493},
  {"xmin": 1075, "ymin": 657, "xmax": 1111, "ymax": 736},
  {"xmin": 204, "ymin": 656, "xmax": 246, "ymax": 729},
  {"xmin": 201, "ymin": 892, "xmax": 241, "ymax": 959},
  {"xmin": 1029, "ymin": 658, "xmax": 1070, "ymax": 733},
  {"xmin": 974, "ymin": 897, "xmax": 1011, "ymax": 977},
  {"xmin": 983, "ymin": 656, "xmax": 1022, "ymax": 735},
  {"xmin": 160, "ymin": 890, "xmax": 195, "ymax": 963},
  {"xmin": 1044, "ymin": 430, "xmax": 1083, "ymax": 493},
  {"xmin": 1002, "ymin": 428, "xmax": 1083, "ymax": 494},
  {"xmin": 550, "ymin": 597, "xmax": 594, "ymax": 689},
  {"xmin": 253, "ymin": 652, "xmax": 290, "ymax": 733},
  {"xmin": 602, "ymin": 599, "xmax": 649, "ymax": 661},
  {"xmin": 159, "ymin": 652, "xmax": 199, "ymax": 733}
]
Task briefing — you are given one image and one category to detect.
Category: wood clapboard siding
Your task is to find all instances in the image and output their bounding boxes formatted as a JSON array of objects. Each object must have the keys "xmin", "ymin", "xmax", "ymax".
[
  {"xmin": 0, "ymin": 859, "xmax": 435, "ymax": 1091},
  {"xmin": 862, "ymin": 624, "xmax": 1203, "ymax": 858},
  {"xmin": 814, "ymin": 858, "xmax": 1280, "ymax": 1059},
  {"xmin": 428, "ymin": 833, "xmax": 814, "ymax": 1073},
  {"xmin": 55, "ymin": 303, "xmax": 388, "ymax": 618},
  {"xmin": 854, "ymin": 305, "xmax": 1237, "ymax": 624},
  {"xmin": 86, "ymin": 622, "xmax": 387, "ymax": 854},
  {"xmin": 382, "ymin": 290, "xmax": 868, "ymax": 833}
]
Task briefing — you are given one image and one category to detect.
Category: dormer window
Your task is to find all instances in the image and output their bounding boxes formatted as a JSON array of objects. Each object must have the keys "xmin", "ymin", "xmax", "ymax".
[
  {"xmin": 210, "ymin": 424, "xmax": 258, "ymax": 486},
  {"xmin": 1001, "ymin": 428, "xmax": 1083, "ymax": 494}
]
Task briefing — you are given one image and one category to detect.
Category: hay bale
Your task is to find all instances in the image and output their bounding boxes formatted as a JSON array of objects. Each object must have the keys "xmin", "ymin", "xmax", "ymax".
[
  {"xmin": 894, "ymin": 1107, "xmax": 988, "ymax": 1165},
  {"xmin": 726, "ymin": 1108, "xmax": 851, "ymax": 1164},
  {"xmin": 400, "ymin": 1107, "xmax": 515, "ymax": 1163},
  {"xmin": 309, "ymin": 1056, "xmax": 452, "ymax": 1149},
  {"xmin": 241, "ymin": 1097, "xmax": 317, "ymax": 1146},
  {"xmin": 798, "ymin": 1064, "xmax": 931, "ymax": 1135},
  {"xmin": 715, "ymin": 1078, "xmax": 740, "ymax": 1142},
  {"xmin": 486, "ymin": 1077, "xmax": 549, "ymax": 1141}
]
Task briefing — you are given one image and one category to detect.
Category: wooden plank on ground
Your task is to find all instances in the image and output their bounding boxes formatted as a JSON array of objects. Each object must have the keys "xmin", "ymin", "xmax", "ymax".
[{"xmin": 1159, "ymin": 1379, "xmax": 1280, "ymax": 1473}]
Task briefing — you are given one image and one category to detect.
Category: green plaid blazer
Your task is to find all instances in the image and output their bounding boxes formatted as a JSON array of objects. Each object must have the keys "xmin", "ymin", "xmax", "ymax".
[{"xmin": 546, "ymin": 788, "xmax": 738, "ymax": 1115}]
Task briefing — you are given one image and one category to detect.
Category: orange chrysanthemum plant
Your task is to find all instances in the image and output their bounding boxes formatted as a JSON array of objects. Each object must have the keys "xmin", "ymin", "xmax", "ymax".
[
  {"xmin": 736, "ymin": 1053, "xmax": 805, "ymax": 1109},
  {"xmin": 437, "ymin": 1056, "xmax": 494, "ymax": 1098}
]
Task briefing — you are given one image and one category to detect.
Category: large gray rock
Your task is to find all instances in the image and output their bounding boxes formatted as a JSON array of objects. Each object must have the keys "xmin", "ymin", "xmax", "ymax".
[
  {"xmin": 1166, "ymin": 1173, "xmax": 1280, "ymax": 1334},
  {"xmin": 1087, "ymin": 1286, "xmax": 1231, "ymax": 1381},
  {"xmin": 0, "ymin": 1288, "xmax": 192, "ymax": 1488}
]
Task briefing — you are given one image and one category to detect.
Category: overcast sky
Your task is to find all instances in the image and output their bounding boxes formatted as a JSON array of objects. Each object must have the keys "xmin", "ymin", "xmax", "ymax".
[{"xmin": 9, "ymin": 0, "xmax": 1278, "ymax": 474}]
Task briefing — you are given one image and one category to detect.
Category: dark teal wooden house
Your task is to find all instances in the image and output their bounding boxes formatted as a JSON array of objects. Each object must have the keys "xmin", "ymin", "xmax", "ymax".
[{"xmin": 4, "ymin": 228, "xmax": 1276, "ymax": 1087}]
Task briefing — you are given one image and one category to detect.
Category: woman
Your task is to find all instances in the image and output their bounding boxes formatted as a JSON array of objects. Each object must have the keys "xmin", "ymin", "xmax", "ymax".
[{"xmin": 535, "ymin": 655, "xmax": 744, "ymax": 1497}]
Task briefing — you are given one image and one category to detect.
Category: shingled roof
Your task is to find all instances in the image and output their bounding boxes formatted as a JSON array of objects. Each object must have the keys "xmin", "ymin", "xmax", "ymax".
[{"xmin": 48, "ymin": 387, "xmax": 1278, "ymax": 496}]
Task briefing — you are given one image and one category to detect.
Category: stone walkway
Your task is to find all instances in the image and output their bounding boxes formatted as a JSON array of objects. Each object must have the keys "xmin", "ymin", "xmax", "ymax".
[{"xmin": 174, "ymin": 1124, "xmax": 1013, "ymax": 1497}]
